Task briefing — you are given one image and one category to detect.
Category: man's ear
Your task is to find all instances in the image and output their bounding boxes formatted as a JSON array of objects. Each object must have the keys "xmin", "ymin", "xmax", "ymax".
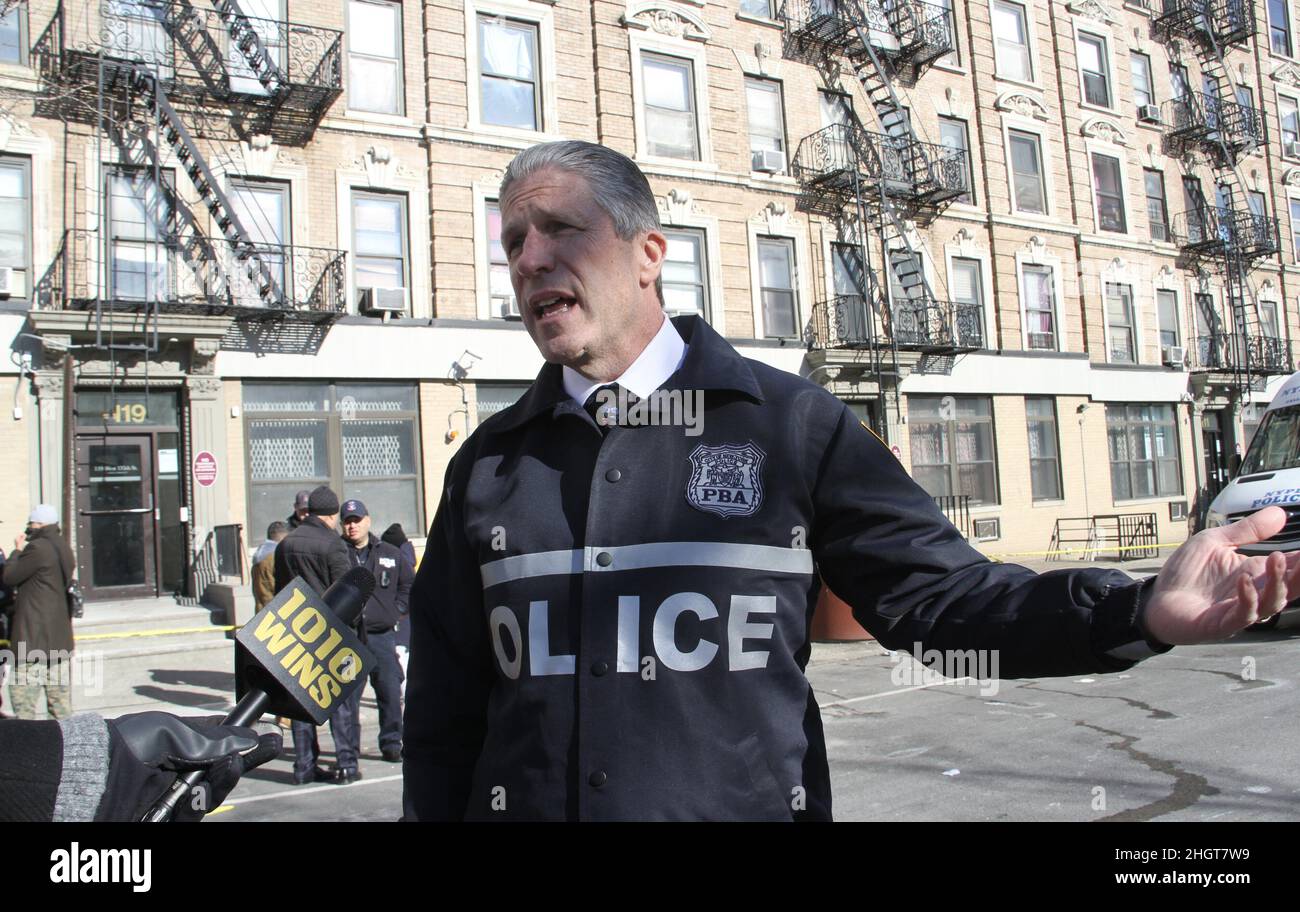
[{"xmin": 639, "ymin": 229, "xmax": 668, "ymax": 289}]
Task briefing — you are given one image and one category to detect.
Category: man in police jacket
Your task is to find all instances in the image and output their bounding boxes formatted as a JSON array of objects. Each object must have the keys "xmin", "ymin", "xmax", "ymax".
[{"xmin": 403, "ymin": 141, "xmax": 1300, "ymax": 821}]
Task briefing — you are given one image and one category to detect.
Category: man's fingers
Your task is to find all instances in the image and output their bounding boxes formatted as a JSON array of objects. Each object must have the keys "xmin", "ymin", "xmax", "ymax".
[
  {"xmin": 1258, "ymin": 552, "xmax": 1288, "ymax": 621},
  {"xmin": 1215, "ymin": 506, "xmax": 1287, "ymax": 546}
]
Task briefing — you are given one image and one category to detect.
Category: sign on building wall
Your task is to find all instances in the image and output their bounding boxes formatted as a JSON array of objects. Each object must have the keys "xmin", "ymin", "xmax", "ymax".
[{"xmin": 193, "ymin": 451, "xmax": 218, "ymax": 487}]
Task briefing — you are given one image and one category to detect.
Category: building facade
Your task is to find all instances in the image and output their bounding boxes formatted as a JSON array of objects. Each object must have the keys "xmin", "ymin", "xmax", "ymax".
[{"xmin": 0, "ymin": 0, "xmax": 1294, "ymax": 603}]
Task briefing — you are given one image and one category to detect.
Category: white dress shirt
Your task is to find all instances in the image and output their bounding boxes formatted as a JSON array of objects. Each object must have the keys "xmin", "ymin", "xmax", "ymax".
[{"xmin": 562, "ymin": 314, "xmax": 689, "ymax": 405}]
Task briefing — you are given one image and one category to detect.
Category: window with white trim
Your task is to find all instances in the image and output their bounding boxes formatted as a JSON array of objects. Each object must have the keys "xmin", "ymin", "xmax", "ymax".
[
  {"xmin": 739, "ymin": 0, "xmax": 775, "ymax": 17},
  {"xmin": 908, "ymin": 395, "xmax": 1000, "ymax": 506},
  {"xmin": 1021, "ymin": 264, "xmax": 1056, "ymax": 350},
  {"xmin": 107, "ymin": 167, "xmax": 174, "ymax": 302},
  {"xmin": 0, "ymin": 2, "xmax": 26, "ymax": 65},
  {"xmin": 347, "ymin": 0, "xmax": 403, "ymax": 115},
  {"xmin": 1157, "ymin": 289, "xmax": 1180, "ymax": 350},
  {"xmin": 485, "ymin": 200, "xmax": 518, "ymax": 318},
  {"xmin": 351, "ymin": 190, "xmax": 408, "ymax": 311},
  {"xmin": 0, "ymin": 155, "xmax": 31, "ymax": 300},
  {"xmin": 951, "ymin": 257, "xmax": 984, "ymax": 345},
  {"xmin": 1105, "ymin": 282, "xmax": 1137, "ymax": 363},
  {"xmin": 1078, "ymin": 33, "xmax": 1112, "ymax": 108},
  {"xmin": 478, "ymin": 15, "xmax": 541, "ymax": 130},
  {"xmin": 939, "ymin": 117, "xmax": 974, "ymax": 204},
  {"xmin": 1261, "ymin": 298, "xmax": 1281, "ymax": 338},
  {"xmin": 745, "ymin": 77, "xmax": 787, "ymax": 173},
  {"xmin": 1026, "ymin": 397, "xmax": 1062, "ymax": 501},
  {"xmin": 1280, "ymin": 94, "xmax": 1299, "ymax": 149},
  {"xmin": 757, "ymin": 236, "xmax": 797, "ymax": 338},
  {"xmin": 1270, "ymin": 0, "xmax": 1293, "ymax": 57},
  {"xmin": 1290, "ymin": 197, "xmax": 1300, "ymax": 261},
  {"xmin": 662, "ymin": 227, "xmax": 709, "ymax": 318},
  {"xmin": 1008, "ymin": 129, "xmax": 1046, "ymax": 214},
  {"xmin": 1131, "ymin": 52, "xmax": 1154, "ymax": 110},
  {"xmin": 993, "ymin": 1, "xmax": 1033, "ymax": 81},
  {"xmin": 1091, "ymin": 152, "xmax": 1127, "ymax": 232},
  {"xmin": 1107, "ymin": 403, "xmax": 1183, "ymax": 500},
  {"xmin": 642, "ymin": 53, "xmax": 700, "ymax": 160},
  {"xmin": 1145, "ymin": 168, "xmax": 1169, "ymax": 242}
]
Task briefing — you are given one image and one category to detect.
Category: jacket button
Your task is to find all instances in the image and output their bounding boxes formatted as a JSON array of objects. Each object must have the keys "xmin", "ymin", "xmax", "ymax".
[
  {"xmin": 588, "ymin": 770, "xmax": 607, "ymax": 788},
  {"xmin": 605, "ymin": 468, "xmax": 622, "ymax": 483},
  {"xmin": 596, "ymin": 551, "xmax": 613, "ymax": 567},
  {"xmin": 591, "ymin": 661, "xmax": 609, "ymax": 676}
]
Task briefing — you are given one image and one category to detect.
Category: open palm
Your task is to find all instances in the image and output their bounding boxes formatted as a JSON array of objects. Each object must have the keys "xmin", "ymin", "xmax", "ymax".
[{"xmin": 1145, "ymin": 506, "xmax": 1300, "ymax": 644}]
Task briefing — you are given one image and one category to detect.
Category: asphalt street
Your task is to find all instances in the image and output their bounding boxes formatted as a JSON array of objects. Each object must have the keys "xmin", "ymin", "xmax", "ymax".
[{"xmin": 209, "ymin": 619, "xmax": 1300, "ymax": 822}]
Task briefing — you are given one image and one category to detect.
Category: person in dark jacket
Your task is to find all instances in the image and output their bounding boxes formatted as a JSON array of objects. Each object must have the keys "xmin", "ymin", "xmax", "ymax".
[
  {"xmin": 274, "ymin": 486, "xmax": 356, "ymax": 784},
  {"xmin": 402, "ymin": 141, "xmax": 1300, "ymax": 822},
  {"xmin": 342, "ymin": 501, "xmax": 413, "ymax": 763},
  {"xmin": 287, "ymin": 490, "xmax": 310, "ymax": 530},
  {"xmin": 3, "ymin": 506, "xmax": 77, "ymax": 720},
  {"xmin": 381, "ymin": 523, "xmax": 418, "ymax": 674}
]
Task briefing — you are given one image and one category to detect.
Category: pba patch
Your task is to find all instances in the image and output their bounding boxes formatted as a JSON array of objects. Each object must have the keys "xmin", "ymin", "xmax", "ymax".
[{"xmin": 686, "ymin": 442, "xmax": 766, "ymax": 518}]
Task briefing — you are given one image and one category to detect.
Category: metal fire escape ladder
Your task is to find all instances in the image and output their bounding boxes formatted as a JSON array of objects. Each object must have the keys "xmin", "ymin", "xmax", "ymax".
[
  {"xmin": 212, "ymin": 0, "xmax": 288, "ymax": 97},
  {"xmin": 131, "ymin": 68, "xmax": 283, "ymax": 307}
]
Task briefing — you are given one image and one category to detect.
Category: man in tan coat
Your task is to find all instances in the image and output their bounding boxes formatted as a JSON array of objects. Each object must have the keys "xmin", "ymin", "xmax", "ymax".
[
  {"xmin": 251, "ymin": 521, "xmax": 288, "ymax": 612},
  {"xmin": 2, "ymin": 505, "xmax": 76, "ymax": 720}
]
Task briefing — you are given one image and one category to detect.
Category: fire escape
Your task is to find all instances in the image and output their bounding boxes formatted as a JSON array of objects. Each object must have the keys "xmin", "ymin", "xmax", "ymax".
[
  {"xmin": 1156, "ymin": 0, "xmax": 1290, "ymax": 398},
  {"xmin": 31, "ymin": 0, "xmax": 347, "ymax": 349},
  {"xmin": 780, "ymin": 0, "xmax": 980, "ymax": 439}
]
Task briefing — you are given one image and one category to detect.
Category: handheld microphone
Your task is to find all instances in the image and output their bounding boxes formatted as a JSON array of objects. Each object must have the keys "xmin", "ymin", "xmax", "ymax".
[{"xmin": 142, "ymin": 567, "xmax": 376, "ymax": 822}]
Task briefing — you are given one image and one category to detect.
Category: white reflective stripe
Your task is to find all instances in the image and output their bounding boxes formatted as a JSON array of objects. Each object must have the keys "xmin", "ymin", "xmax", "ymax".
[{"xmin": 479, "ymin": 541, "xmax": 814, "ymax": 589}]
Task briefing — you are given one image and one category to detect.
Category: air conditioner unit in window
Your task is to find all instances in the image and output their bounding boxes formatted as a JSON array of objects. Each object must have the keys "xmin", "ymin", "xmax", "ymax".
[
  {"xmin": 1138, "ymin": 104, "xmax": 1161, "ymax": 123},
  {"xmin": 1287, "ymin": 140, "xmax": 1300, "ymax": 159},
  {"xmin": 492, "ymin": 295, "xmax": 521, "ymax": 320},
  {"xmin": 358, "ymin": 286, "xmax": 406, "ymax": 313},
  {"xmin": 0, "ymin": 267, "xmax": 12, "ymax": 297},
  {"xmin": 972, "ymin": 517, "xmax": 1001, "ymax": 541},
  {"xmin": 752, "ymin": 149, "xmax": 786, "ymax": 173},
  {"xmin": 1163, "ymin": 344, "xmax": 1186, "ymax": 366}
]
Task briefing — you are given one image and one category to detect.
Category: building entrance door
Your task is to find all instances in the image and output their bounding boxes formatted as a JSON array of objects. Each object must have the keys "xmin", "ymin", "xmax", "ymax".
[
  {"xmin": 1201, "ymin": 410, "xmax": 1232, "ymax": 500},
  {"xmin": 75, "ymin": 435, "xmax": 158, "ymax": 599}
]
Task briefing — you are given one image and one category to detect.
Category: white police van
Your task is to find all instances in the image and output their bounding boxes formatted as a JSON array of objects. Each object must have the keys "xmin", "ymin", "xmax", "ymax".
[{"xmin": 1205, "ymin": 369, "xmax": 1300, "ymax": 627}]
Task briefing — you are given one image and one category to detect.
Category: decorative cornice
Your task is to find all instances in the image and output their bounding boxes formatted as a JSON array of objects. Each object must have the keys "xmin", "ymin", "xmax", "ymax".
[
  {"xmin": 621, "ymin": 3, "xmax": 711, "ymax": 41},
  {"xmin": 1273, "ymin": 60, "xmax": 1300, "ymax": 88},
  {"xmin": 1066, "ymin": 0, "xmax": 1117, "ymax": 23},
  {"xmin": 994, "ymin": 91, "xmax": 1050, "ymax": 121},
  {"xmin": 1081, "ymin": 116, "xmax": 1128, "ymax": 146},
  {"xmin": 1282, "ymin": 168, "xmax": 1300, "ymax": 188},
  {"xmin": 659, "ymin": 187, "xmax": 699, "ymax": 223}
]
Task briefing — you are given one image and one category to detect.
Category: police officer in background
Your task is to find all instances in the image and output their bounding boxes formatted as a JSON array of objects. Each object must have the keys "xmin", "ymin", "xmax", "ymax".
[
  {"xmin": 403, "ymin": 141, "xmax": 1300, "ymax": 821},
  {"xmin": 287, "ymin": 490, "xmax": 310, "ymax": 530},
  {"xmin": 274, "ymin": 485, "xmax": 358, "ymax": 785},
  {"xmin": 340, "ymin": 500, "xmax": 412, "ymax": 763}
]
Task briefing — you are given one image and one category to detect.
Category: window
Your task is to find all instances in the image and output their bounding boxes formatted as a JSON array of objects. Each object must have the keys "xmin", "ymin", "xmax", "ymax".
[
  {"xmin": 992, "ymin": 1, "xmax": 1033, "ymax": 81},
  {"xmin": 0, "ymin": 156, "xmax": 31, "ymax": 299},
  {"xmin": 1261, "ymin": 298, "xmax": 1281, "ymax": 338},
  {"xmin": 662, "ymin": 227, "xmax": 709, "ymax": 318},
  {"xmin": 478, "ymin": 15, "xmax": 540, "ymax": 130},
  {"xmin": 1249, "ymin": 190, "xmax": 1267, "ymax": 219},
  {"xmin": 1144, "ymin": 169, "xmax": 1169, "ymax": 242},
  {"xmin": 243, "ymin": 382, "xmax": 424, "ymax": 548},
  {"xmin": 229, "ymin": 180, "xmax": 289, "ymax": 307},
  {"xmin": 1105, "ymin": 283, "xmax": 1137, "ymax": 363},
  {"xmin": 745, "ymin": 78, "xmax": 787, "ymax": 173},
  {"xmin": 1021, "ymin": 264, "xmax": 1056, "ymax": 350},
  {"xmin": 1281, "ymin": 95, "xmax": 1300, "ymax": 149},
  {"xmin": 937, "ymin": 0, "xmax": 960, "ymax": 67},
  {"xmin": 1091, "ymin": 152, "xmax": 1127, "ymax": 232},
  {"xmin": 485, "ymin": 200, "xmax": 517, "ymax": 318},
  {"xmin": 0, "ymin": 2, "xmax": 26, "ymax": 65},
  {"xmin": 1170, "ymin": 63, "xmax": 1190, "ymax": 99},
  {"xmin": 642, "ymin": 53, "xmax": 699, "ymax": 160},
  {"xmin": 1290, "ymin": 198, "xmax": 1300, "ymax": 261},
  {"xmin": 475, "ymin": 384, "xmax": 530, "ymax": 426},
  {"xmin": 351, "ymin": 191, "xmax": 408, "ymax": 310},
  {"xmin": 1270, "ymin": 0, "xmax": 1293, "ymax": 56},
  {"xmin": 107, "ymin": 168, "xmax": 173, "ymax": 302},
  {"xmin": 739, "ymin": 0, "xmax": 775, "ymax": 18},
  {"xmin": 951, "ymin": 257, "xmax": 983, "ymax": 342},
  {"xmin": 228, "ymin": 0, "xmax": 284, "ymax": 96},
  {"xmin": 1008, "ymin": 130, "xmax": 1046, "ymax": 214},
  {"xmin": 1243, "ymin": 402, "xmax": 1268, "ymax": 452},
  {"xmin": 107, "ymin": 0, "xmax": 172, "ymax": 79},
  {"xmin": 819, "ymin": 90, "xmax": 853, "ymax": 127},
  {"xmin": 1107, "ymin": 403, "xmax": 1183, "ymax": 499},
  {"xmin": 1078, "ymin": 34, "xmax": 1112, "ymax": 108},
  {"xmin": 1131, "ymin": 52, "xmax": 1154, "ymax": 110},
  {"xmin": 1026, "ymin": 398, "xmax": 1062, "ymax": 501},
  {"xmin": 348, "ymin": 0, "xmax": 403, "ymax": 115},
  {"xmin": 939, "ymin": 117, "xmax": 974, "ymax": 204},
  {"xmin": 908, "ymin": 395, "xmax": 1000, "ymax": 506},
  {"xmin": 1157, "ymin": 289, "xmax": 1180, "ymax": 350},
  {"xmin": 757, "ymin": 236, "xmax": 797, "ymax": 338}
]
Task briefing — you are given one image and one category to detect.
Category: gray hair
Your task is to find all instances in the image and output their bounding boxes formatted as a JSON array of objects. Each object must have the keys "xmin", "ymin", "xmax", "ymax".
[{"xmin": 500, "ymin": 141, "xmax": 665, "ymax": 305}]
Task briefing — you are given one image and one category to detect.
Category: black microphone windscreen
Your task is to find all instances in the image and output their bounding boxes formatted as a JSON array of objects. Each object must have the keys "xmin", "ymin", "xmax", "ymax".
[{"xmin": 322, "ymin": 566, "xmax": 376, "ymax": 626}]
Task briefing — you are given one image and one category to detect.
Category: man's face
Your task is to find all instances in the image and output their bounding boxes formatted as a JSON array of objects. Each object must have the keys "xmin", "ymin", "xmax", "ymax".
[
  {"xmin": 500, "ymin": 167, "xmax": 665, "ymax": 378},
  {"xmin": 341, "ymin": 514, "xmax": 370, "ymax": 544}
]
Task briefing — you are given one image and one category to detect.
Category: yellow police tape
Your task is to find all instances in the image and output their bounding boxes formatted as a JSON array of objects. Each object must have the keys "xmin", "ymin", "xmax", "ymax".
[
  {"xmin": 74, "ymin": 625, "xmax": 238, "ymax": 643},
  {"xmin": 985, "ymin": 540, "xmax": 1183, "ymax": 560}
]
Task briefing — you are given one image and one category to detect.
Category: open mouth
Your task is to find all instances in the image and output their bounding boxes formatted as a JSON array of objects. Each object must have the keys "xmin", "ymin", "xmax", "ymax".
[{"xmin": 532, "ymin": 295, "xmax": 576, "ymax": 319}]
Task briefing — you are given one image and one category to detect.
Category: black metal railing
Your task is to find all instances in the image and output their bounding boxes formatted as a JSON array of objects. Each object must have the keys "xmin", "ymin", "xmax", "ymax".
[
  {"xmin": 1157, "ymin": 0, "xmax": 1255, "ymax": 47},
  {"xmin": 791, "ymin": 123, "xmax": 968, "ymax": 202},
  {"xmin": 1163, "ymin": 92, "xmax": 1266, "ymax": 155},
  {"xmin": 1190, "ymin": 333, "xmax": 1292, "ymax": 373},
  {"xmin": 886, "ymin": 0, "xmax": 955, "ymax": 68},
  {"xmin": 933, "ymin": 494, "xmax": 971, "ymax": 539},
  {"xmin": 1170, "ymin": 208, "xmax": 1279, "ymax": 261},
  {"xmin": 37, "ymin": 0, "xmax": 342, "ymax": 136},
  {"xmin": 37, "ymin": 229, "xmax": 347, "ymax": 317},
  {"xmin": 781, "ymin": 0, "xmax": 955, "ymax": 65},
  {"xmin": 807, "ymin": 295, "xmax": 983, "ymax": 352},
  {"xmin": 192, "ymin": 522, "xmax": 245, "ymax": 598},
  {"xmin": 1047, "ymin": 513, "xmax": 1158, "ymax": 560}
]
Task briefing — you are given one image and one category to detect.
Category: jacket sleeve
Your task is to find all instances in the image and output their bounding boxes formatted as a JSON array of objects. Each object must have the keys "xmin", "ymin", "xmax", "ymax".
[
  {"xmin": 811, "ymin": 404, "xmax": 1153, "ymax": 678},
  {"xmin": 394, "ymin": 547, "xmax": 414, "ymax": 616},
  {"xmin": 1, "ymin": 542, "xmax": 44, "ymax": 588},
  {"xmin": 402, "ymin": 457, "xmax": 496, "ymax": 821},
  {"xmin": 327, "ymin": 536, "xmax": 352, "ymax": 588},
  {"xmin": 252, "ymin": 557, "xmax": 276, "ymax": 608}
]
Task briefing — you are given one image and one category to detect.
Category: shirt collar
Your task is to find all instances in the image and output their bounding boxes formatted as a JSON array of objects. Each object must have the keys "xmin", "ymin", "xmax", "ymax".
[
  {"xmin": 495, "ymin": 315, "xmax": 764, "ymax": 432},
  {"xmin": 561, "ymin": 314, "xmax": 687, "ymax": 405}
]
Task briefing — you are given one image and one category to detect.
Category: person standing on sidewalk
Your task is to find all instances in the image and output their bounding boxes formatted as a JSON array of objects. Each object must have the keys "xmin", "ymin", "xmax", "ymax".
[
  {"xmin": 287, "ymin": 490, "xmax": 310, "ymax": 530},
  {"xmin": 341, "ymin": 501, "xmax": 412, "ymax": 763},
  {"xmin": 251, "ymin": 521, "xmax": 288, "ymax": 612},
  {"xmin": 273, "ymin": 486, "xmax": 357, "ymax": 784},
  {"xmin": 2, "ymin": 506, "xmax": 76, "ymax": 720}
]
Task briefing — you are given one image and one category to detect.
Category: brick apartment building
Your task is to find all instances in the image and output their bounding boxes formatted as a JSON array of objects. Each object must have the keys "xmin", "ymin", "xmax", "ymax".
[{"xmin": 0, "ymin": 0, "xmax": 1293, "ymax": 604}]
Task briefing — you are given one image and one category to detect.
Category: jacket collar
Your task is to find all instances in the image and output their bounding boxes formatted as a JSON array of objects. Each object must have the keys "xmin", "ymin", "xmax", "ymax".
[{"xmin": 494, "ymin": 315, "xmax": 764, "ymax": 433}]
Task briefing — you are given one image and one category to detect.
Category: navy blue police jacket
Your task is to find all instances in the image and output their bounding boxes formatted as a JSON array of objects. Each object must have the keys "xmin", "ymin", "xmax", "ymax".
[{"xmin": 403, "ymin": 316, "xmax": 1155, "ymax": 821}]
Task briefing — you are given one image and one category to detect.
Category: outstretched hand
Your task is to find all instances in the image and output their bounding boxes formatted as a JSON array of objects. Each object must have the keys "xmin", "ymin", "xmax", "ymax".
[{"xmin": 1144, "ymin": 506, "xmax": 1300, "ymax": 645}]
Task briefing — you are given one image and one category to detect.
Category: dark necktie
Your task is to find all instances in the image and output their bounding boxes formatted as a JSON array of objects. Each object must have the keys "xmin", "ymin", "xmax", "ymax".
[{"xmin": 583, "ymin": 383, "xmax": 635, "ymax": 433}]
